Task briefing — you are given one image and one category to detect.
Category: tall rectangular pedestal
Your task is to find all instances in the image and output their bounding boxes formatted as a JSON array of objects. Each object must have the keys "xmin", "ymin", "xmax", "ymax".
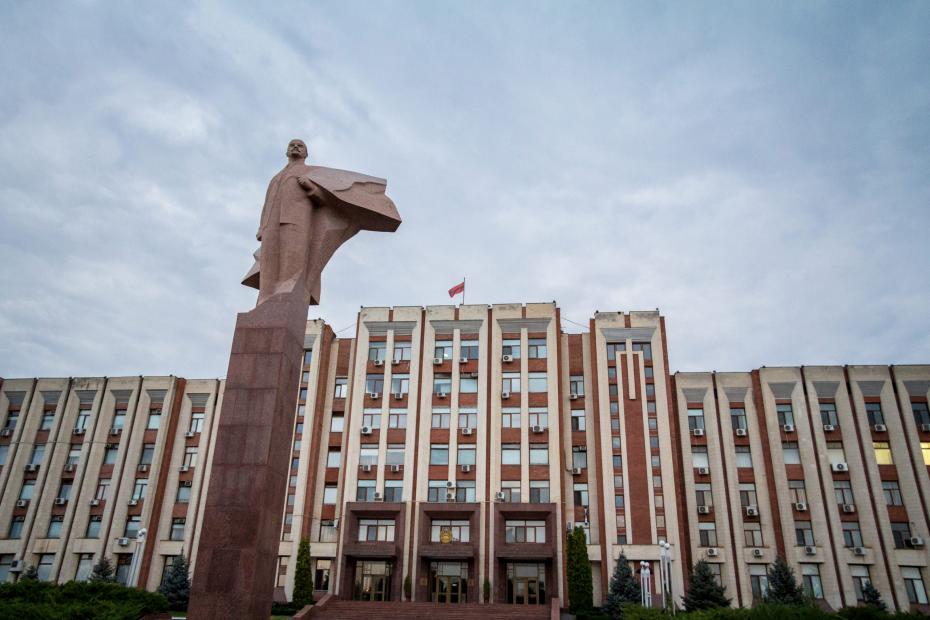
[{"xmin": 189, "ymin": 293, "xmax": 307, "ymax": 619}]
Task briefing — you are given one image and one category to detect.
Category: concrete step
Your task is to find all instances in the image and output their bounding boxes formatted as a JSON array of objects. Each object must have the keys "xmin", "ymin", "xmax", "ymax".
[{"xmin": 311, "ymin": 600, "xmax": 550, "ymax": 620}]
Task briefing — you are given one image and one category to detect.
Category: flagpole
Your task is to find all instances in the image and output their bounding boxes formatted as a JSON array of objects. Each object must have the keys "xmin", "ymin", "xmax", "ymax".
[{"xmin": 462, "ymin": 276, "xmax": 465, "ymax": 306}]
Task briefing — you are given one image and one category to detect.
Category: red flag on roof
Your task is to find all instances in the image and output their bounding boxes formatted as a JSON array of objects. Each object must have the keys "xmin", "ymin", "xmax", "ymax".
[{"xmin": 448, "ymin": 281, "xmax": 465, "ymax": 298}]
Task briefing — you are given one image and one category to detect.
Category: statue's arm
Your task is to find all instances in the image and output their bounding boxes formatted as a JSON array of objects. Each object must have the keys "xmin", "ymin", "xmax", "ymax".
[{"xmin": 297, "ymin": 176, "xmax": 326, "ymax": 205}]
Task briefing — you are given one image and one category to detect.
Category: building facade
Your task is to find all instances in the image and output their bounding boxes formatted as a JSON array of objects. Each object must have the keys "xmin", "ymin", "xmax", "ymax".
[{"xmin": 0, "ymin": 303, "xmax": 928, "ymax": 612}]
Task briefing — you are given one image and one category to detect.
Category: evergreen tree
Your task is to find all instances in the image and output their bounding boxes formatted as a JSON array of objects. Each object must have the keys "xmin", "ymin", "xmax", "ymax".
[
  {"xmin": 602, "ymin": 552, "xmax": 640, "ymax": 618},
  {"xmin": 683, "ymin": 560, "xmax": 731, "ymax": 611},
  {"xmin": 567, "ymin": 526, "xmax": 594, "ymax": 613},
  {"xmin": 861, "ymin": 581, "xmax": 886, "ymax": 611},
  {"xmin": 765, "ymin": 556, "xmax": 806, "ymax": 606},
  {"xmin": 158, "ymin": 554, "xmax": 191, "ymax": 610},
  {"xmin": 89, "ymin": 557, "xmax": 115, "ymax": 583},
  {"xmin": 292, "ymin": 539, "xmax": 313, "ymax": 608}
]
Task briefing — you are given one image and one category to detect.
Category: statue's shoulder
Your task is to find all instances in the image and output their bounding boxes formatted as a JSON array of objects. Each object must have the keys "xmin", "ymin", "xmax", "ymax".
[{"xmin": 306, "ymin": 165, "xmax": 386, "ymax": 191}]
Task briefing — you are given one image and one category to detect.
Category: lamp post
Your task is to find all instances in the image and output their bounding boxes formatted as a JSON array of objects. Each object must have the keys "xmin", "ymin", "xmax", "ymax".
[
  {"xmin": 660, "ymin": 540, "xmax": 674, "ymax": 615},
  {"xmin": 127, "ymin": 528, "xmax": 147, "ymax": 588},
  {"xmin": 658, "ymin": 542, "xmax": 668, "ymax": 610},
  {"xmin": 640, "ymin": 561, "xmax": 652, "ymax": 607}
]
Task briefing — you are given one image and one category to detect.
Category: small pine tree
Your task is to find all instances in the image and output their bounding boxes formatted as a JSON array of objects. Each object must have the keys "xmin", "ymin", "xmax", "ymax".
[
  {"xmin": 158, "ymin": 555, "xmax": 191, "ymax": 610},
  {"xmin": 292, "ymin": 539, "xmax": 313, "ymax": 608},
  {"xmin": 89, "ymin": 557, "xmax": 116, "ymax": 583},
  {"xmin": 861, "ymin": 581, "xmax": 886, "ymax": 611},
  {"xmin": 403, "ymin": 574, "xmax": 412, "ymax": 600},
  {"xmin": 765, "ymin": 556, "xmax": 806, "ymax": 606},
  {"xmin": 483, "ymin": 578, "xmax": 492, "ymax": 603},
  {"xmin": 602, "ymin": 552, "xmax": 640, "ymax": 618},
  {"xmin": 20, "ymin": 565, "xmax": 38, "ymax": 580},
  {"xmin": 683, "ymin": 559, "xmax": 731, "ymax": 611},
  {"xmin": 567, "ymin": 526, "xmax": 594, "ymax": 613}
]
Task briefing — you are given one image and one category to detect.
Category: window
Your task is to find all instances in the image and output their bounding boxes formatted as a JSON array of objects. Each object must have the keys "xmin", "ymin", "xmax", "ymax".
[
  {"xmin": 502, "ymin": 444, "xmax": 520, "ymax": 465},
  {"xmin": 57, "ymin": 481, "xmax": 72, "ymax": 501},
  {"xmin": 8, "ymin": 517, "xmax": 24, "ymax": 539},
  {"xmin": 735, "ymin": 446, "xmax": 753, "ymax": 468},
  {"xmin": 834, "ymin": 480, "xmax": 854, "ymax": 506},
  {"xmin": 501, "ymin": 481, "xmax": 520, "ymax": 503},
  {"xmin": 334, "ymin": 378, "xmax": 348, "ymax": 399},
  {"xmin": 384, "ymin": 480, "xmax": 403, "ymax": 502},
  {"xmin": 606, "ymin": 342, "xmax": 625, "ymax": 360},
  {"xmin": 460, "ymin": 341, "xmax": 479, "ymax": 361},
  {"xmin": 431, "ymin": 519, "xmax": 470, "ymax": 543},
  {"xmin": 358, "ymin": 409, "xmax": 382, "ymax": 431},
  {"xmin": 527, "ymin": 338, "xmax": 547, "ymax": 359},
  {"xmin": 147, "ymin": 408, "xmax": 162, "ymax": 430},
  {"xmin": 914, "ymin": 403, "xmax": 930, "ymax": 426},
  {"xmin": 903, "ymin": 566, "xmax": 929, "ymax": 604},
  {"xmin": 529, "ymin": 480, "xmax": 549, "ymax": 503},
  {"xmin": 183, "ymin": 447, "xmax": 197, "ymax": 467},
  {"xmin": 359, "ymin": 519, "xmax": 395, "ymax": 542},
  {"xmin": 302, "ymin": 371, "xmax": 310, "ymax": 383},
  {"xmin": 850, "ymin": 565, "xmax": 871, "ymax": 601},
  {"xmin": 330, "ymin": 415, "xmax": 344, "ymax": 432},
  {"xmin": 782, "ymin": 441, "xmax": 801, "ymax": 464},
  {"xmin": 359, "ymin": 447, "xmax": 378, "ymax": 467},
  {"xmin": 842, "ymin": 521, "xmax": 863, "ymax": 547},
  {"xmin": 615, "ymin": 494, "xmax": 625, "ymax": 509},
  {"xmin": 19, "ymin": 480, "xmax": 35, "ymax": 500},
  {"xmin": 140, "ymin": 443, "xmax": 155, "ymax": 465},
  {"xmin": 29, "ymin": 444, "xmax": 44, "ymax": 465},
  {"xmin": 75, "ymin": 553, "xmax": 94, "ymax": 582},
  {"xmin": 505, "ymin": 520, "xmax": 545, "ymax": 543},
  {"xmin": 303, "ymin": 350, "xmax": 313, "ymax": 364},
  {"xmin": 795, "ymin": 520, "xmax": 814, "ymax": 546},
  {"xmin": 891, "ymin": 522, "xmax": 912, "ymax": 549},
  {"xmin": 865, "ymin": 402, "xmax": 885, "ymax": 426},
  {"xmin": 368, "ymin": 342, "xmax": 386, "ymax": 362},
  {"xmin": 0, "ymin": 445, "xmax": 7, "ymax": 466},
  {"xmin": 706, "ymin": 562, "xmax": 722, "ymax": 586},
  {"xmin": 573, "ymin": 483, "xmax": 589, "ymax": 507},
  {"xmin": 874, "ymin": 441, "xmax": 893, "ymax": 465},
  {"xmin": 744, "ymin": 522, "xmax": 763, "ymax": 547},
  {"xmin": 458, "ymin": 408, "xmax": 477, "ymax": 429},
  {"xmin": 460, "ymin": 374, "xmax": 478, "ymax": 393},
  {"xmin": 827, "ymin": 441, "xmax": 846, "ymax": 466},
  {"xmin": 170, "ymin": 518, "xmax": 186, "ymax": 541},
  {"xmin": 299, "ymin": 388, "xmax": 308, "ymax": 401},
  {"xmin": 749, "ymin": 565, "xmax": 769, "ymax": 601},
  {"xmin": 456, "ymin": 480, "xmax": 476, "ymax": 502},
  {"xmin": 687, "ymin": 408, "xmax": 705, "ymax": 431},
  {"xmin": 41, "ymin": 411, "xmax": 55, "ymax": 431},
  {"xmin": 176, "ymin": 485, "xmax": 191, "ymax": 504},
  {"xmin": 388, "ymin": 408, "xmax": 407, "ymax": 429},
  {"xmin": 502, "ymin": 407, "xmax": 520, "ymax": 428},
  {"xmin": 190, "ymin": 411, "xmax": 204, "ymax": 433},
  {"xmin": 527, "ymin": 373, "xmax": 547, "ymax": 393},
  {"xmin": 570, "ymin": 376, "xmax": 585, "ymax": 397},
  {"xmin": 572, "ymin": 447, "xmax": 587, "ymax": 470},
  {"xmin": 326, "ymin": 449, "xmax": 341, "ymax": 468},
  {"xmin": 788, "ymin": 480, "xmax": 807, "ymax": 504},
  {"xmin": 632, "ymin": 341, "xmax": 652, "ymax": 360},
  {"xmin": 922, "ymin": 442, "xmax": 930, "ymax": 466},
  {"xmin": 739, "ymin": 483, "xmax": 758, "ymax": 508},
  {"xmin": 434, "ymin": 340, "xmax": 453, "ymax": 361},
  {"xmin": 820, "ymin": 403, "xmax": 839, "ymax": 427},
  {"xmin": 570, "ymin": 409, "xmax": 586, "ymax": 432},
  {"xmin": 698, "ymin": 523, "xmax": 717, "ymax": 547},
  {"xmin": 695, "ymin": 483, "xmax": 713, "ymax": 508},
  {"xmin": 125, "ymin": 515, "xmax": 142, "ymax": 538},
  {"xmin": 433, "ymin": 374, "xmax": 451, "ymax": 395},
  {"xmin": 46, "ymin": 516, "xmax": 63, "ymax": 539},
  {"xmin": 692, "ymin": 446, "xmax": 709, "ymax": 469},
  {"xmin": 314, "ymin": 558, "xmax": 332, "ymax": 590},
  {"xmin": 528, "ymin": 407, "xmax": 548, "ymax": 429},
  {"xmin": 458, "ymin": 444, "xmax": 476, "ymax": 466},
  {"xmin": 132, "ymin": 479, "xmax": 148, "ymax": 501},
  {"xmin": 801, "ymin": 564, "xmax": 823, "ymax": 599},
  {"xmin": 37, "ymin": 554, "xmax": 55, "ymax": 581},
  {"xmin": 645, "ymin": 384, "xmax": 655, "ymax": 397},
  {"xmin": 529, "ymin": 443, "xmax": 548, "ymax": 465},
  {"xmin": 428, "ymin": 480, "xmax": 447, "ymax": 503},
  {"xmin": 776, "ymin": 403, "xmax": 795, "ymax": 426},
  {"xmin": 502, "ymin": 373, "xmax": 520, "ymax": 394},
  {"xmin": 430, "ymin": 444, "xmax": 449, "ymax": 465},
  {"xmin": 95, "ymin": 478, "xmax": 110, "ymax": 500},
  {"xmin": 2, "ymin": 412, "xmax": 17, "ymax": 431},
  {"xmin": 883, "ymin": 480, "xmax": 903, "ymax": 506},
  {"xmin": 385, "ymin": 444, "xmax": 405, "ymax": 466},
  {"xmin": 356, "ymin": 480, "xmax": 376, "ymax": 502},
  {"xmin": 730, "ymin": 407, "xmax": 747, "ymax": 430},
  {"xmin": 365, "ymin": 374, "xmax": 384, "ymax": 394},
  {"xmin": 502, "ymin": 339, "xmax": 521, "ymax": 359},
  {"xmin": 393, "ymin": 341, "xmax": 411, "ymax": 362},
  {"xmin": 322, "ymin": 485, "xmax": 338, "ymax": 504}
]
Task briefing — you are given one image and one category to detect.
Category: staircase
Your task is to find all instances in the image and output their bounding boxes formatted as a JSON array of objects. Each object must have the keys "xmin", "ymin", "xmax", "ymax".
[{"xmin": 307, "ymin": 599, "xmax": 552, "ymax": 619}]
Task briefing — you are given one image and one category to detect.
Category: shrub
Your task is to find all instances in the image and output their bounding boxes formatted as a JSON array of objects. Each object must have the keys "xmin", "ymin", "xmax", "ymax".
[
  {"xmin": 765, "ymin": 557, "xmax": 806, "ymax": 606},
  {"xmin": 89, "ymin": 557, "xmax": 116, "ymax": 583},
  {"xmin": 567, "ymin": 526, "xmax": 594, "ymax": 613},
  {"xmin": 683, "ymin": 560, "xmax": 731, "ymax": 611},
  {"xmin": 0, "ymin": 579, "xmax": 168, "ymax": 619},
  {"xmin": 292, "ymin": 539, "xmax": 313, "ymax": 608},
  {"xmin": 157, "ymin": 554, "xmax": 191, "ymax": 610},
  {"xmin": 603, "ymin": 552, "xmax": 641, "ymax": 618}
]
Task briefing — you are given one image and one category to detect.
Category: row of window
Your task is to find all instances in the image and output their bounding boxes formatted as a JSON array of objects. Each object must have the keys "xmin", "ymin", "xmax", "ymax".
[
  {"xmin": 366, "ymin": 339, "xmax": 549, "ymax": 364},
  {"xmin": 694, "ymin": 402, "xmax": 930, "ymax": 433}
]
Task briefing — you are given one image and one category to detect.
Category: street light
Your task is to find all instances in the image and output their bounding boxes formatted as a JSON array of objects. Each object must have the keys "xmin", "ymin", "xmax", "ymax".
[
  {"xmin": 127, "ymin": 528, "xmax": 147, "ymax": 588},
  {"xmin": 640, "ymin": 561, "xmax": 652, "ymax": 607},
  {"xmin": 658, "ymin": 540, "xmax": 674, "ymax": 614}
]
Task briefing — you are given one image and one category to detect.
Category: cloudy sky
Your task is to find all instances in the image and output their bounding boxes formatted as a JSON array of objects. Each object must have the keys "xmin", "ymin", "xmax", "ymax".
[{"xmin": 1, "ymin": 1, "xmax": 929, "ymax": 379}]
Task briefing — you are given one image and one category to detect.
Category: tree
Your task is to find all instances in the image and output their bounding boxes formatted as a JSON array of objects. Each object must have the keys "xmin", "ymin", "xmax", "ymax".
[
  {"xmin": 89, "ymin": 557, "xmax": 115, "ymax": 583},
  {"xmin": 20, "ymin": 565, "xmax": 38, "ymax": 581},
  {"xmin": 765, "ymin": 556, "xmax": 806, "ymax": 606},
  {"xmin": 483, "ymin": 578, "xmax": 492, "ymax": 603},
  {"xmin": 292, "ymin": 539, "xmax": 313, "ymax": 608},
  {"xmin": 683, "ymin": 560, "xmax": 730, "ymax": 611},
  {"xmin": 158, "ymin": 554, "xmax": 191, "ymax": 610},
  {"xmin": 860, "ymin": 581, "xmax": 886, "ymax": 611},
  {"xmin": 602, "ymin": 552, "xmax": 640, "ymax": 618},
  {"xmin": 567, "ymin": 526, "xmax": 593, "ymax": 613},
  {"xmin": 403, "ymin": 575, "xmax": 412, "ymax": 600}
]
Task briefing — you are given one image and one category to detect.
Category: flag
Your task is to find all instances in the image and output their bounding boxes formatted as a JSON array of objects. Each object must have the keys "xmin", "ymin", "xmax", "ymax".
[{"xmin": 448, "ymin": 281, "xmax": 465, "ymax": 298}]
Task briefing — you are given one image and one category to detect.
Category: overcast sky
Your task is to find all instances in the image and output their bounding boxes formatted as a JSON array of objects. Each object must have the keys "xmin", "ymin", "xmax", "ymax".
[{"xmin": 1, "ymin": 1, "xmax": 929, "ymax": 379}]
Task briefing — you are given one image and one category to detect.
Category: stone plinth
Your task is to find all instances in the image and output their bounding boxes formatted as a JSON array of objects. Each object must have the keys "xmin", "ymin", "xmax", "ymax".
[{"xmin": 189, "ymin": 291, "xmax": 307, "ymax": 619}]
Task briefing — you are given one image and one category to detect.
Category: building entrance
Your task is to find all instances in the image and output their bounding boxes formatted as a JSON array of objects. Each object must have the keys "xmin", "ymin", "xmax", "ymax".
[
  {"xmin": 506, "ymin": 562, "xmax": 546, "ymax": 605},
  {"xmin": 430, "ymin": 561, "xmax": 467, "ymax": 603},
  {"xmin": 354, "ymin": 560, "xmax": 393, "ymax": 601}
]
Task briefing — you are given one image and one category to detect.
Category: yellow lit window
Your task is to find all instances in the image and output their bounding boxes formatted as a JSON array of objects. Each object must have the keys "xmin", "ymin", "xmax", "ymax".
[
  {"xmin": 921, "ymin": 442, "xmax": 930, "ymax": 466},
  {"xmin": 874, "ymin": 442, "xmax": 893, "ymax": 465}
]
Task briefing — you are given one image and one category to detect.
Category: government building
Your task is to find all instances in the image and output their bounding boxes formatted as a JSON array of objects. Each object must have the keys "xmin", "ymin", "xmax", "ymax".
[{"xmin": 1, "ymin": 303, "xmax": 929, "ymax": 613}]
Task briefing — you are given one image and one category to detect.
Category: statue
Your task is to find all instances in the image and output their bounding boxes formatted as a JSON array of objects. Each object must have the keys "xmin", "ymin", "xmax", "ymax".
[
  {"xmin": 189, "ymin": 140, "xmax": 400, "ymax": 619},
  {"xmin": 242, "ymin": 138, "xmax": 401, "ymax": 306}
]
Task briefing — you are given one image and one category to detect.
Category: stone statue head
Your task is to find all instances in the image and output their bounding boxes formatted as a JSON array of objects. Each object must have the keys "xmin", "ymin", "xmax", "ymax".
[{"xmin": 286, "ymin": 139, "xmax": 308, "ymax": 161}]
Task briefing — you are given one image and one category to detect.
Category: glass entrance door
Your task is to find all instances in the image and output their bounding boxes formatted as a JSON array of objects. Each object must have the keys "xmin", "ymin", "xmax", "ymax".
[
  {"xmin": 354, "ymin": 561, "xmax": 393, "ymax": 601},
  {"xmin": 430, "ymin": 561, "xmax": 468, "ymax": 603},
  {"xmin": 506, "ymin": 563, "xmax": 546, "ymax": 605}
]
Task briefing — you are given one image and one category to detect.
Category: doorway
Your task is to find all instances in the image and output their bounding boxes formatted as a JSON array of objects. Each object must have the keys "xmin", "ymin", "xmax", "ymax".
[
  {"xmin": 506, "ymin": 562, "xmax": 546, "ymax": 605},
  {"xmin": 430, "ymin": 561, "xmax": 467, "ymax": 603}
]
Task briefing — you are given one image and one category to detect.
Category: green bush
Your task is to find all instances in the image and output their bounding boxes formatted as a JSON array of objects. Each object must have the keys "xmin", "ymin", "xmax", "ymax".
[{"xmin": 0, "ymin": 579, "xmax": 169, "ymax": 619}]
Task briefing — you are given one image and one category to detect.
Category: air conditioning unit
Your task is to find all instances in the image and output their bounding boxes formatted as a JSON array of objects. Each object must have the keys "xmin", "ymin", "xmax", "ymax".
[
  {"xmin": 368, "ymin": 392, "xmax": 381, "ymax": 400},
  {"xmin": 24, "ymin": 464, "xmax": 39, "ymax": 472},
  {"xmin": 908, "ymin": 537, "xmax": 925, "ymax": 548},
  {"xmin": 707, "ymin": 548, "xmax": 719, "ymax": 557},
  {"xmin": 532, "ymin": 425, "xmax": 545, "ymax": 434},
  {"xmin": 373, "ymin": 492, "xmax": 383, "ymax": 502},
  {"xmin": 393, "ymin": 392, "xmax": 404, "ymax": 400},
  {"xmin": 853, "ymin": 547, "xmax": 866, "ymax": 556},
  {"xmin": 461, "ymin": 427, "xmax": 473, "ymax": 436},
  {"xmin": 873, "ymin": 423, "xmax": 887, "ymax": 432},
  {"xmin": 128, "ymin": 499, "xmax": 139, "ymax": 507},
  {"xmin": 804, "ymin": 546, "xmax": 817, "ymax": 556},
  {"xmin": 495, "ymin": 491, "xmax": 506, "ymax": 501},
  {"xmin": 460, "ymin": 357, "xmax": 469, "ymax": 364},
  {"xmin": 180, "ymin": 480, "xmax": 193, "ymax": 487},
  {"xmin": 752, "ymin": 548, "xmax": 764, "ymax": 558},
  {"xmin": 374, "ymin": 359, "xmax": 384, "ymax": 367},
  {"xmin": 697, "ymin": 505, "xmax": 711, "ymax": 514},
  {"xmin": 692, "ymin": 428, "xmax": 705, "ymax": 437},
  {"xmin": 501, "ymin": 391, "xmax": 511, "ymax": 399},
  {"xmin": 782, "ymin": 424, "xmax": 795, "ymax": 433},
  {"xmin": 921, "ymin": 423, "xmax": 930, "ymax": 432},
  {"xmin": 137, "ymin": 464, "xmax": 148, "ymax": 473},
  {"xmin": 842, "ymin": 504, "xmax": 856, "ymax": 514},
  {"xmin": 735, "ymin": 428, "xmax": 748, "ymax": 437},
  {"xmin": 390, "ymin": 464, "xmax": 402, "ymax": 473},
  {"xmin": 179, "ymin": 465, "xmax": 190, "ymax": 473},
  {"xmin": 15, "ymin": 499, "xmax": 28, "ymax": 508},
  {"xmin": 360, "ymin": 464, "xmax": 372, "ymax": 472},
  {"xmin": 117, "ymin": 537, "xmax": 130, "ymax": 547},
  {"xmin": 446, "ymin": 491, "xmax": 456, "ymax": 502},
  {"xmin": 570, "ymin": 393, "xmax": 579, "ymax": 400},
  {"xmin": 745, "ymin": 506, "xmax": 759, "ymax": 517},
  {"xmin": 437, "ymin": 392, "xmax": 448, "ymax": 399},
  {"xmin": 446, "ymin": 481, "xmax": 455, "ymax": 488},
  {"xmin": 185, "ymin": 431, "xmax": 195, "ymax": 438},
  {"xmin": 697, "ymin": 467, "xmax": 710, "ymax": 476},
  {"xmin": 54, "ymin": 498, "xmax": 67, "ymax": 506},
  {"xmin": 89, "ymin": 499, "xmax": 100, "ymax": 507},
  {"xmin": 795, "ymin": 502, "xmax": 808, "ymax": 511},
  {"xmin": 823, "ymin": 424, "xmax": 835, "ymax": 432},
  {"xmin": 571, "ymin": 467, "xmax": 583, "ymax": 476},
  {"xmin": 361, "ymin": 426, "xmax": 373, "ymax": 435},
  {"xmin": 110, "ymin": 428, "xmax": 121, "ymax": 435},
  {"xmin": 9, "ymin": 560, "xmax": 24, "ymax": 572},
  {"xmin": 461, "ymin": 464, "xmax": 472, "ymax": 473},
  {"xmin": 502, "ymin": 355, "xmax": 514, "ymax": 363},
  {"xmin": 72, "ymin": 428, "xmax": 85, "ymax": 435},
  {"xmin": 105, "ymin": 443, "xmax": 117, "ymax": 449},
  {"xmin": 433, "ymin": 358, "xmax": 443, "ymax": 365},
  {"xmin": 0, "ymin": 429, "xmax": 11, "ymax": 437},
  {"xmin": 64, "ymin": 464, "xmax": 76, "ymax": 472},
  {"xmin": 832, "ymin": 462, "xmax": 848, "ymax": 472}
]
